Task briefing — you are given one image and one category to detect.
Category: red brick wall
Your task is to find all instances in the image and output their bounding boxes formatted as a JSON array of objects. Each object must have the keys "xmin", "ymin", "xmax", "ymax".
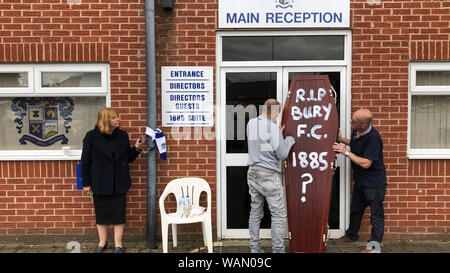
[
  {"xmin": 154, "ymin": 0, "xmax": 217, "ymax": 240},
  {"xmin": 0, "ymin": 0, "xmax": 150, "ymax": 236},
  {"xmin": 352, "ymin": 0, "xmax": 450, "ymax": 238},
  {"xmin": 0, "ymin": 0, "xmax": 218, "ymax": 240}
]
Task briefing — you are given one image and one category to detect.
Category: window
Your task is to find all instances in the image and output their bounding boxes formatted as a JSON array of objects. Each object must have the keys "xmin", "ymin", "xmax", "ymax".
[
  {"xmin": 408, "ymin": 62, "xmax": 450, "ymax": 159},
  {"xmin": 0, "ymin": 65, "xmax": 34, "ymax": 93},
  {"xmin": 0, "ymin": 64, "xmax": 109, "ymax": 160},
  {"xmin": 37, "ymin": 64, "xmax": 107, "ymax": 94},
  {"xmin": 42, "ymin": 72, "xmax": 101, "ymax": 88},
  {"xmin": 226, "ymin": 72, "xmax": 277, "ymax": 153},
  {"xmin": 222, "ymin": 35, "xmax": 345, "ymax": 61},
  {"xmin": 0, "ymin": 72, "xmax": 29, "ymax": 87}
]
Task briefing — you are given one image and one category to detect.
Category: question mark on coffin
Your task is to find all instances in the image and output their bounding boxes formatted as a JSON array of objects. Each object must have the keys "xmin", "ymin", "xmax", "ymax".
[{"xmin": 300, "ymin": 173, "xmax": 313, "ymax": 203}]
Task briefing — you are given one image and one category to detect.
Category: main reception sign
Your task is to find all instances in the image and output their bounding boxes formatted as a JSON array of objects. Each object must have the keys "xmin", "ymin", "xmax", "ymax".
[{"xmin": 219, "ymin": 0, "xmax": 350, "ymax": 28}]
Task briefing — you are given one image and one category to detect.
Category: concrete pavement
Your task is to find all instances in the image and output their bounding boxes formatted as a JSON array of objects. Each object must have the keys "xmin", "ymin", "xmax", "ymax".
[{"xmin": 0, "ymin": 235, "xmax": 449, "ymax": 253}]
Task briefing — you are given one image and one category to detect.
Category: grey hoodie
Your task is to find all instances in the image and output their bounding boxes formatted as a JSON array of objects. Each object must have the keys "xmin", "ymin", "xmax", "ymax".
[{"xmin": 246, "ymin": 116, "xmax": 296, "ymax": 173}]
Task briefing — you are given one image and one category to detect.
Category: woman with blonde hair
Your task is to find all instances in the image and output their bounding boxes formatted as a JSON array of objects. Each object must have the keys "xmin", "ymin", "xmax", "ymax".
[{"xmin": 81, "ymin": 107, "xmax": 145, "ymax": 253}]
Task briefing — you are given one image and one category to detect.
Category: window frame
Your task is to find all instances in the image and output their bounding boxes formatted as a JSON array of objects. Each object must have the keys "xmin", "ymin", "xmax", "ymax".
[
  {"xmin": 0, "ymin": 63, "xmax": 110, "ymax": 161},
  {"xmin": 36, "ymin": 63, "xmax": 108, "ymax": 95},
  {"xmin": 408, "ymin": 62, "xmax": 450, "ymax": 159},
  {"xmin": 0, "ymin": 64, "xmax": 34, "ymax": 94},
  {"xmin": 217, "ymin": 30, "xmax": 349, "ymax": 68},
  {"xmin": 222, "ymin": 35, "xmax": 346, "ymax": 62}
]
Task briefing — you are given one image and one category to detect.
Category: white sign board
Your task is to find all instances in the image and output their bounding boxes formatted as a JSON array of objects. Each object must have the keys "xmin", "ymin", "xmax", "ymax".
[
  {"xmin": 161, "ymin": 66, "xmax": 213, "ymax": 127},
  {"xmin": 219, "ymin": 0, "xmax": 350, "ymax": 28}
]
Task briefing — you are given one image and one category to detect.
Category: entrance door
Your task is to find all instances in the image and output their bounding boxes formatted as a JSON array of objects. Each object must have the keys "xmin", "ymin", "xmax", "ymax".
[
  {"xmin": 282, "ymin": 67, "xmax": 348, "ymax": 238},
  {"xmin": 220, "ymin": 67, "xmax": 282, "ymax": 238},
  {"xmin": 219, "ymin": 66, "xmax": 349, "ymax": 239}
]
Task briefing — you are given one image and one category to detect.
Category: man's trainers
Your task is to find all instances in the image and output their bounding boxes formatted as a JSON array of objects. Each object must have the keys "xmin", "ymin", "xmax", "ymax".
[
  {"xmin": 361, "ymin": 248, "xmax": 381, "ymax": 253},
  {"xmin": 333, "ymin": 236, "xmax": 357, "ymax": 243},
  {"xmin": 250, "ymin": 248, "xmax": 266, "ymax": 253}
]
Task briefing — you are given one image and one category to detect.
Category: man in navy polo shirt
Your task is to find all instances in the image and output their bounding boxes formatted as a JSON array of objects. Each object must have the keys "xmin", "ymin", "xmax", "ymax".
[{"xmin": 332, "ymin": 109, "xmax": 387, "ymax": 253}]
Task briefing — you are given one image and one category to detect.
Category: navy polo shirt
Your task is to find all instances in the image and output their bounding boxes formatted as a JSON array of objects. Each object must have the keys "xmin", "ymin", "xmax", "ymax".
[{"xmin": 350, "ymin": 126, "xmax": 387, "ymax": 187}]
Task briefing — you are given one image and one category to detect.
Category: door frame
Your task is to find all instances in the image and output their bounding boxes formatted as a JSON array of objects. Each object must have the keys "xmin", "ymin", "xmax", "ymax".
[
  {"xmin": 219, "ymin": 66, "xmax": 283, "ymax": 239},
  {"xmin": 216, "ymin": 30, "xmax": 352, "ymax": 239}
]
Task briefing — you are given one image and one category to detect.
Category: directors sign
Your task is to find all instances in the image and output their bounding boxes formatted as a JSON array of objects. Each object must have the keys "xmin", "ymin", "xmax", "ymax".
[
  {"xmin": 161, "ymin": 66, "xmax": 213, "ymax": 127},
  {"xmin": 219, "ymin": 0, "xmax": 350, "ymax": 28}
]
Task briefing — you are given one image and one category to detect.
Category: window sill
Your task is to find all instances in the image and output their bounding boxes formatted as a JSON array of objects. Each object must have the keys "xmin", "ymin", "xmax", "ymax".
[
  {"xmin": 407, "ymin": 151, "xmax": 450, "ymax": 160},
  {"xmin": 0, "ymin": 151, "xmax": 81, "ymax": 161}
]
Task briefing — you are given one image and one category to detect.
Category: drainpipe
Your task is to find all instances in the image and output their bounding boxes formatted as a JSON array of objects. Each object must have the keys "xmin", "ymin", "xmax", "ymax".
[{"xmin": 145, "ymin": 0, "xmax": 157, "ymax": 249}]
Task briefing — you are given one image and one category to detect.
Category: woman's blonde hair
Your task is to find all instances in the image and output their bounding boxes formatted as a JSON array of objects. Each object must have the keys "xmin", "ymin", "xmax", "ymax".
[{"xmin": 96, "ymin": 107, "xmax": 119, "ymax": 134}]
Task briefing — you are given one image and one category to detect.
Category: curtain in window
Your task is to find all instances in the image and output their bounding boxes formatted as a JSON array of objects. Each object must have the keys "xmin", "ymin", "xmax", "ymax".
[
  {"xmin": 411, "ymin": 95, "xmax": 450, "ymax": 149},
  {"xmin": 41, "ymin": 72, "xmax": 101, "ymax": 88},
  {"xmin": 416, "ymin": 71, "xmax": 450, "ymax": 86},
  {"xmin": 0, "ymin": 73, "xmax": 28, "ymax": 87}
]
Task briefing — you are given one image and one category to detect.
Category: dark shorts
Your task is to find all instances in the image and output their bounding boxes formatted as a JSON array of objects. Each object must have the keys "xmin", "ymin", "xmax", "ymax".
[{"xmin": 93, "ymin": 193, "xmax": 127, "ymax": 225}]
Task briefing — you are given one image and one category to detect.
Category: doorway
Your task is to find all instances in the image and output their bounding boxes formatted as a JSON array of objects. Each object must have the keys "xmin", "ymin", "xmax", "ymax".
[
  {"xmin": 216, "ymin": 31, "xmax": 352, "ymax": 240},
  {"xmin": 219, "ymin": 67, "xmax": 282, "ymax": 238},
  {"xmin": 218, "ymin": 66, "xmax": 349, "ymax": 239}
]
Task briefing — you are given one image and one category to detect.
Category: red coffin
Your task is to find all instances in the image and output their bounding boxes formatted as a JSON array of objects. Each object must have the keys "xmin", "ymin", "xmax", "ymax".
[{"xmin": 281, "ymin": 75, "xmax": 339, "ymax": 253}]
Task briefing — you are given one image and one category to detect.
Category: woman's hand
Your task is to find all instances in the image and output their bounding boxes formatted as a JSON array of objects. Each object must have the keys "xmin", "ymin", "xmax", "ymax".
[
  {"xmin": 83, "ymin": 186, "xmax": 91, "ymax": 193},
  {"xmin": 135, "ymin": 134, "xmax": 145, "ymax": 149}
]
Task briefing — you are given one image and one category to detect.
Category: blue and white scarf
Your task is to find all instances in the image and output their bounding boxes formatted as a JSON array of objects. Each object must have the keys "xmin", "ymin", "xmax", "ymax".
[{"xmin": 145, "ymin": 127, "xmax": 167, "ymax": 160}]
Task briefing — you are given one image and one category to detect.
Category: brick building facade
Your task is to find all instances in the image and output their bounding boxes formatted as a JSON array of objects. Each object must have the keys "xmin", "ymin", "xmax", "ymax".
[{"xmin": 0, "ymin": 0, "xmax": 449, "ymax": 242}]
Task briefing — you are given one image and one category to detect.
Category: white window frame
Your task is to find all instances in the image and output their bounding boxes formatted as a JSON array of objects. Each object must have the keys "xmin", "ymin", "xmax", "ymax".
[
  {"xmin": 408, "ymin": 62, "xmax": 450, "ymax": 159},
  {"xmin": 0, "ymin": 63, "xmax": 110, "ymax": 161},
  {"xmin": 36, "ymin": 63, "xmax": 108, "ymax": 95},
  {"xmin": 0, "ymin": 64, "xmax": 34, "ymax": 94}
]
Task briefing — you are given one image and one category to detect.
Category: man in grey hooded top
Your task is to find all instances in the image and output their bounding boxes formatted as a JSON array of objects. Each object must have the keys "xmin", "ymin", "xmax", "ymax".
[{"xmin": 246, "ymin": 99, "xmax": 296, "ymax": 253}]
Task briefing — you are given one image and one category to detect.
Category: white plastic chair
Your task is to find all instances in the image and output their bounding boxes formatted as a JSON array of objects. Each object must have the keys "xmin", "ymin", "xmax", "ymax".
[{"xmin": 159, "ymin": 177, "xmax": 213, "ymax": 253}]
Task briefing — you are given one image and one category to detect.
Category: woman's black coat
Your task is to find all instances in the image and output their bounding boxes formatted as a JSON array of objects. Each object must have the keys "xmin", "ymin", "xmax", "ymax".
[{"xmin": 81, "ymin": 127, "xmax": 141, "ymax": 196}]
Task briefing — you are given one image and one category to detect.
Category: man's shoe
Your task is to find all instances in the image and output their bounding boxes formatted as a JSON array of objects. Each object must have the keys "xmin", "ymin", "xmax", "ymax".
[
  {"xmin": 361, "ymin": 248, "xmax": 381, "ymax": 253},
  {"xmin": 250, "ymin": 248, "xmax": 265, "ymax": 253},
  {"xmin": 333, "ymin": 236, "xmax": 356, "ymax": 243},
  {"xmin": 93, "ymin": 242, "xmax": 108, "ymax": 253},
  {"xmin": 114, "ymin": 247, "xmax": 123, "ymax": 253}
]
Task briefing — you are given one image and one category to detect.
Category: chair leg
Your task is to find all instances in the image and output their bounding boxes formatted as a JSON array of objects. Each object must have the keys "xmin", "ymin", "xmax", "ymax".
[
  {"xmin": 162, "ymin": 221, "xmax": 169, "ymax": 253},
  {"xmin": 172, "ymin": 223, "xmax": 178, "ymax": 248},
  {"xmin": 201, "ymin": 222, "xmax": 207, "ymax": 247},
  {"xmin": 202, "ymin": 219, "xmax": 213, "ymax": 253}
]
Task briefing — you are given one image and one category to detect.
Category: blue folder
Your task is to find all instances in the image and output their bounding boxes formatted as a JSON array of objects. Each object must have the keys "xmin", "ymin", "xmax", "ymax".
[{"xmin": 76, "ymin": 164, "xmax": 83, "ymax": 190}]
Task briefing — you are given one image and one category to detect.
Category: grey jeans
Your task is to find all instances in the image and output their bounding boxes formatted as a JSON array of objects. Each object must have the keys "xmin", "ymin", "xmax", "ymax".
[{"xmin": 247, "ymin": 169, "xmax": 287, "ymax": 253}]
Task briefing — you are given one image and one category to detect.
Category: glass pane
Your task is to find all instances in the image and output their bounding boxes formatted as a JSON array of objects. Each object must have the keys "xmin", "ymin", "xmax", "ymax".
[
  {"xmin": 411, "ymin": 95, "xmax": 450, "ymax": 149},
  {"xmin": 226, "ymin": 166, "xmax": 271, "ymax": 229},
  {"xmin": 42, "ymin": 72, "xmax": 101, "ymax": 88},
  {"xmin": 274, "ymin": 36, "xmax": 344, "ymax": 60},
  {"xmin": 223, "ymin": 36, "xmax": 344, "ymax": 61},
  {"xmin": 226, "ymin": 72, "xmax": 277, "ymax": 153},
  {"xmin": 0, "ymin": 72, "xmax": 28, "ymax": 87},
  {"xmin": 222, "ymin": 37, "xmax": 273, "ymax": 61},
  {"xmin": 328, "ymin": 167, "xmax": 340, "ymax": 229},
  {"xmin": 0, "ymin": 97, "xmax": 105, "ymax": 150},
  {"xmin": 416, "ymin": 71, "xmax": 450, "ymax": 86}
]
